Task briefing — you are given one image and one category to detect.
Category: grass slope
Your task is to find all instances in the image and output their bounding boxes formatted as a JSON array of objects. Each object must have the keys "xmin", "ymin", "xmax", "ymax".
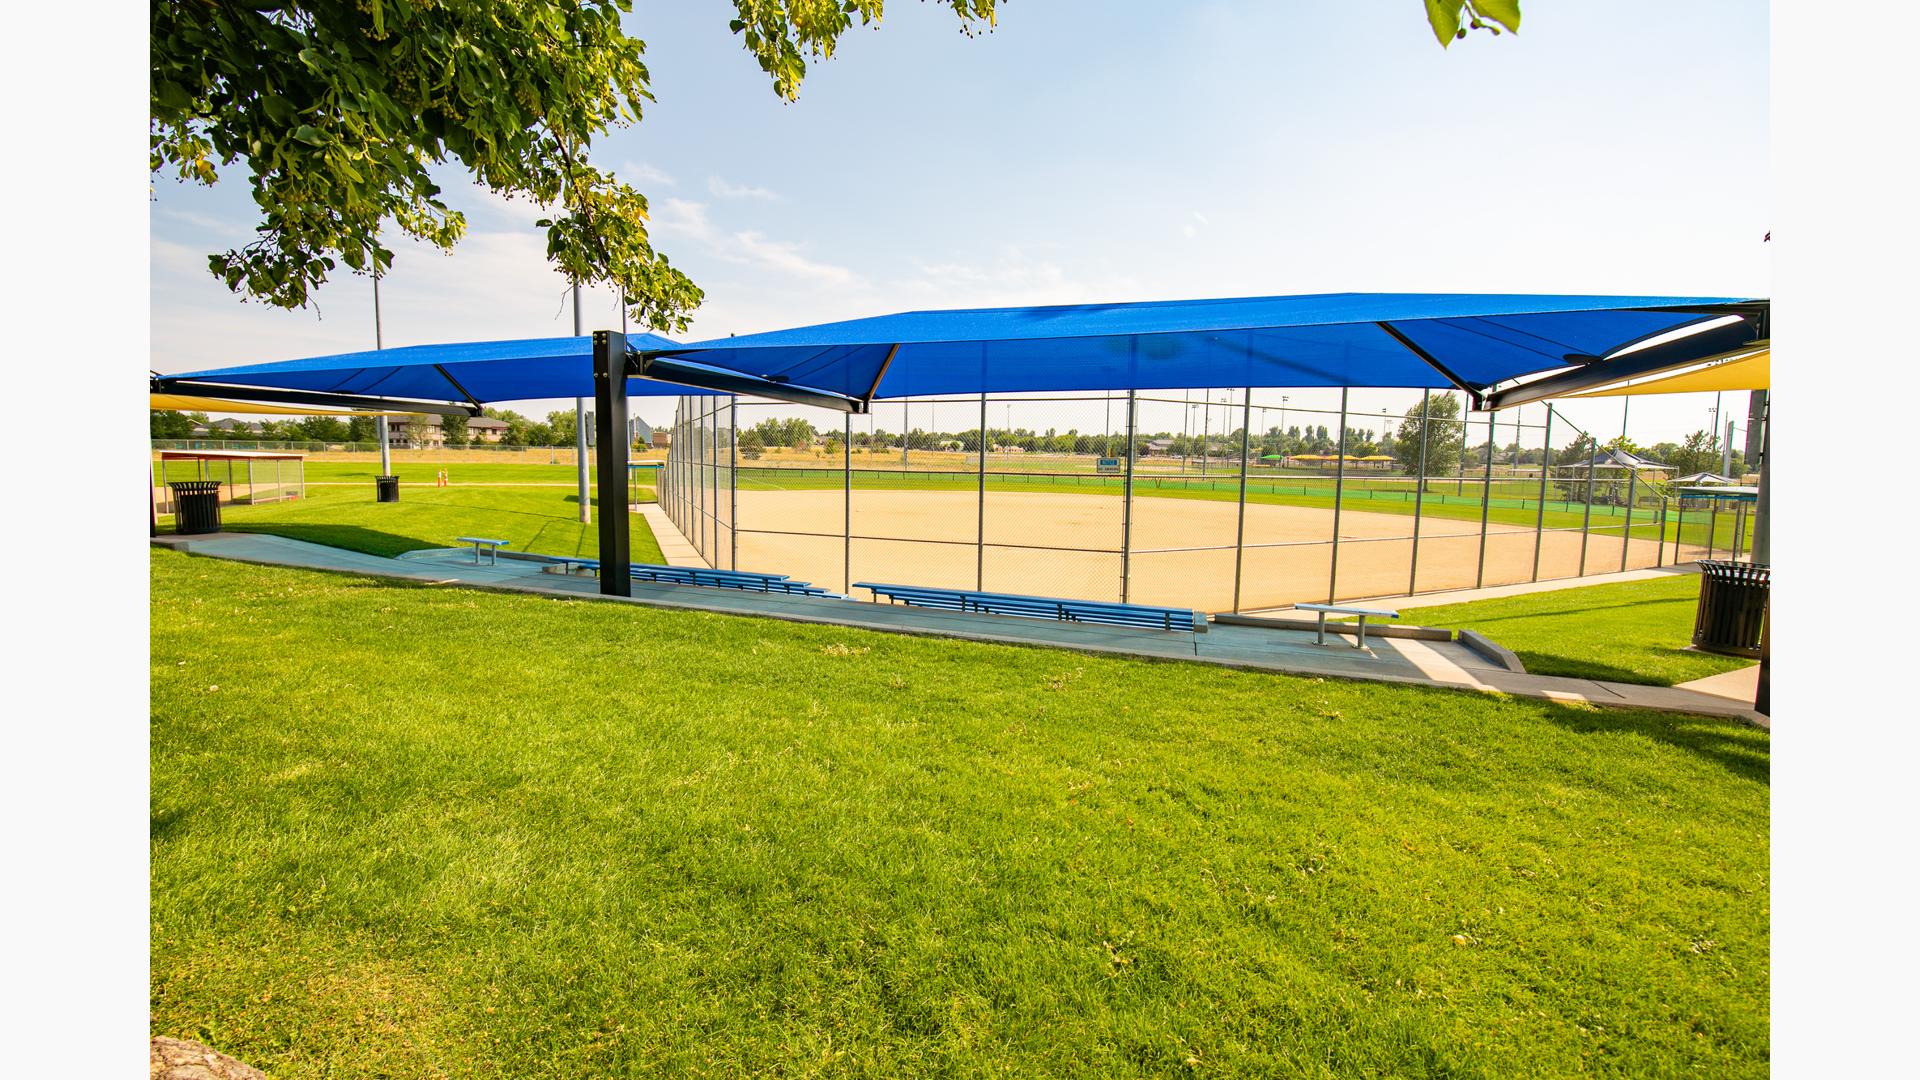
[
  {"xmin": 1400, "ymin": 573, "xmax": 1756, "ymax": 686},
  {"xmin": 208, "ymin": 484, "xmax": 666, "ymax": 564},
  {"xmin": 151, "ymin": 551, "xmax": 1768, "ymax": 1078}
]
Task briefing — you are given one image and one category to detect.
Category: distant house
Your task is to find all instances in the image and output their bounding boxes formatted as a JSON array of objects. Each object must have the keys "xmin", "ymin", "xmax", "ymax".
[
  {"xmin": 628, "ymin": 417, "xmax": 655, "ymax": 448},
  {"xmin": 1143, "ymin": 438, "xmax": 1177, "ymax": 456},
  {"xmin": 652, "ymin": 430, "xmax": 671, "ymax": 449},
  {"xmin": 387, "ymin": 415, "xmax": 443, "ymax": 448},
  {"xmin": 208, "ymin": 418, "xmax": 262, "ymax": 436},
  {"xmin": 465, "ymin": 417, "xmax": 511, "ymax": 443}
]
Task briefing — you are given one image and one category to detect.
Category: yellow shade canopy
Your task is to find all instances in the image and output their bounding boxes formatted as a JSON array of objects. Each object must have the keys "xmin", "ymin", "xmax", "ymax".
[
  {"xmin": 1567, "ymin": 348, "xmax": 1768, "ymax": 399},
  {"xmin": 150, "ymin": 393, "xmax": 407, "ymax": 417}
]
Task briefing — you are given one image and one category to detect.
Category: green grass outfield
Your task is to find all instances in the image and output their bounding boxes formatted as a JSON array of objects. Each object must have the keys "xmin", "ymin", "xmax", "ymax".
[
  {"xmin": 1397, "ymin": 574, "xmax": 1756, "ymax": 686},
  {"xmin": 201, "ymin": 483, "xmax": 666, "ymax": 564},
  {"xmin": 151, "ymin": 550, "xmax": 1768, "ymax": 1077}
]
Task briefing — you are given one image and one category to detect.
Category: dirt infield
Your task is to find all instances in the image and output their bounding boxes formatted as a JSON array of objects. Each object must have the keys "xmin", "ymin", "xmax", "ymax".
[{"xmin": 724, "ymin": 489, "xmax": 1669, "ymax": 612}]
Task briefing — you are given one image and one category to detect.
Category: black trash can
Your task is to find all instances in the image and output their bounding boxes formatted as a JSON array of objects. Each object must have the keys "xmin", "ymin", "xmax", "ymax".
[
  {"xmin": 169, "ymin": 480, "xmax": 223, "ymax": 535},
  {"xmin": 1693, "ymin": 560, "xmax": 1769, "ymax": 657},
  {"xmin": 375, "ymin": 475, "xmax": 401, "ymax": 503}
]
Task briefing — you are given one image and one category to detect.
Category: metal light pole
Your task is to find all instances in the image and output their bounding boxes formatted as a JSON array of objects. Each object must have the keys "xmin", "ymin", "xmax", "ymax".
[
  {"xmin": 574, "ymin": 282, "xmax": 590, "ymax": 523},
  {"xmin": 373, "ymin": 267, "xmax": 391, "ymax": 480}
]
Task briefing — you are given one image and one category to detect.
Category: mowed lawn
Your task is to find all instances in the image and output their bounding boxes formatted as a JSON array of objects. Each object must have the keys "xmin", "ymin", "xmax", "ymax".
[
  {"xmin": 204, "ymin": 482, "xmax": 665, "ymax": 564},
  {"xmin": 1398, "ymin": 572, "xmax": 1758, "ymax": 686},
  {"xmin": 151, "ymin": 550, "xmax": 1769, "ymax": 1077}
]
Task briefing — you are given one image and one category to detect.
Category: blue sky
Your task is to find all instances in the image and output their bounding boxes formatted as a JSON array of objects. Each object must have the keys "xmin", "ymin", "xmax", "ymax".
[{"xmin": 150, "ymin": 1, "xmax": 1768, "ymax": 443}]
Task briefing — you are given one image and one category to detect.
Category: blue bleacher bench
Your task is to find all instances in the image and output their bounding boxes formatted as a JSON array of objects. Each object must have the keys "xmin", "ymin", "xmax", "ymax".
[
  {"xmin": 517, "ymin": 552, "xmax": 837, "ymax": 597},
  {"xmin": 855, "ymin": 582, "xmax": 1207, "ymax": 633}
]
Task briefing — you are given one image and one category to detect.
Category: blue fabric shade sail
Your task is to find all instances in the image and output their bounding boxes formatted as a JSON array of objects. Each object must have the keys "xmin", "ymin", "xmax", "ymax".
[
  {"xmin": 158, "ymin": 293, "xmax": 1764, "ymax": 408},
  {"xmin": 649, "ymin": 293, "xmax": 1764, "ymax": 402},
  {"xmin": 159, "ymin": 332, "xmax": 708, "ymax": 407}
]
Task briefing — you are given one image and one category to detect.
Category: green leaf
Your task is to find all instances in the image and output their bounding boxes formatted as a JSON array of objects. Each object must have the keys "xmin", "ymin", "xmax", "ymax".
[
  {"xmin": 1424, "ymin": 1, "xmax": 1462, "ymax": 47},
  {"xmin": 154, "ymin": 80, "xmax": 191, "ymax": 112},
  {"xmin": 1471, "ymin": 0, "xmax": 1522, "ymax": 34},
  {"xmin": 292, "ymin": 124, "xmax": 327, "ymax": 147}
]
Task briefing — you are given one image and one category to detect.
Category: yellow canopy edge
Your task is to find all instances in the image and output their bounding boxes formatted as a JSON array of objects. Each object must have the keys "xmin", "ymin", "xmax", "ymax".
[
  {"xmin": 1568, "ymin": 348, "xmax": 1769, "ymax": 399},
  {"xmin": 150, "ymin": 393, "xmax": 407, "ymax": 417}
]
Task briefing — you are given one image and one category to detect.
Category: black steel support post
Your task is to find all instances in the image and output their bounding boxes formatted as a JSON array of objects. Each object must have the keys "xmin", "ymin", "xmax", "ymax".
[{"xmin": 593, "ymin": 331, "xmax": 632, "ymax": 596}]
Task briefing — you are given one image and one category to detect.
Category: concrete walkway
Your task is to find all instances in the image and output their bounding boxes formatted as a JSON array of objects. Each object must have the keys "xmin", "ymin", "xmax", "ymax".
[
  {"xmin": 635, "ymin": 505, "xmax": 708, "ymax": 568},
  {"xmin": 1676, "ymin": 663, "xmax": 1762, "ymax": 704},
  {"xmin": 151, "ymin": 532, "xmax": 1766, "ymax": 727}
]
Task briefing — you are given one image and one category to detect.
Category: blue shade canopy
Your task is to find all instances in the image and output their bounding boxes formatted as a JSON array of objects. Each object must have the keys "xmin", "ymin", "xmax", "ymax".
[
  {"xmin": 160, "ymin": 293, "xmax": 1765, "ymax": 407},
  {"xmin": 164, "ymin": 333, "xmax": 710, "ymax": 404},
  {"xmin": 648, "ymin": 292, "xmax": 1763, "ymax": 400}
]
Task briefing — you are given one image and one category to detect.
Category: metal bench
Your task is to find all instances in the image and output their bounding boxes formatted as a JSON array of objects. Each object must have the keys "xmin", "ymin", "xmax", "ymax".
[
  {"xmin": 526, "ymin": 554, "xmax": 835, "ymax": 597},
  {"xmin": 856, "ymin": 582, "xmax": 1207, "ymax": 633},
  {"xmin": 1292, "ymin": 602, "xmax": 1400, "ymax": 648},
  {"xmin": 455, "ymin": 536, "xmax": 510, "ymax": 565}
]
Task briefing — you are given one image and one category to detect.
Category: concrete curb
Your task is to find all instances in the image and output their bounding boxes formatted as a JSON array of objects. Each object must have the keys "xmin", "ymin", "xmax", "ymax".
[{"xmin": 1458, "ymin": 629, "xmax": 1527, "ymax": 673}]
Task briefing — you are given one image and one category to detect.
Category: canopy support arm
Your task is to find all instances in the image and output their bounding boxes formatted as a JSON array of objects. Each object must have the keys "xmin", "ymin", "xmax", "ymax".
[
  {"xmin": 150, "ymin": 378, "xmax": 479, "ymax": 418},
  {"xmin": 638, "ymin": 352, "xmax": 866, "ymax": 413},
  {"xmin": 862, "ymin": 344, "xmax": 901, "ymax": 405},
  {"xmin": 432, "ymin": 364, "xmax": 484, "ymax": 410},
  {"xmin": 1483, "ymin": 338, "xmax": 1768, "ymax": 411},
  {"xmin": 1376, "ymin": 322, "xmax": 1485, "ymax": 410}
]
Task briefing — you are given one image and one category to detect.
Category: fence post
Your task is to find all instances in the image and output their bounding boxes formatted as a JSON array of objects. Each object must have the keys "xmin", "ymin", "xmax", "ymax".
[
  {"xmin": 1656, "ymin": 496, "xmax": 1668, "ymax": 568},
  {"xmin": 1232, "ymin": 387, "xmax": 1253, "ymax": 613},
  {"xmin": 1577, "ymin": 436, "xmax": 1596, "ymax": 576},
  {"xmin": 1409, "ymin": 390, "xmax": 1429, "ymax": 595},
  {"xmin": 1706, "ymin": 496, "xmax": 1719, "ymax": 562},
  {"xmin": 729, "ymin": 396, "xmax": 739, "ymax": 571},
  {"xmin": 978, "ymin": 392, "xmax": 988, "ymax": 590},
  {"xmin": 1121, "ymin": 388, "xmax": 1137, "ymax": 604},
  {"xmin": 1475, "ymin": 412, "xmax": 1495, "ymax": 588},
  {"xmin": 844, "ymin": 412, "xmax": 853, "ymax": 593},
  {"xmin": 1621, "ymin": 466, "xmax": 1638, "ymax": 572},
  {"xmin": 1532, "ymin": 405, "xmax": 1553, "ymax": 582},
  {"xmin": 1328, "ymin": 387, "xmax": 1349, "ymax": 603}
]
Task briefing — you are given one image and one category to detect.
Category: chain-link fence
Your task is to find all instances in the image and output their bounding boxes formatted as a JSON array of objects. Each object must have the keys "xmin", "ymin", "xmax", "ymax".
[
  {"xmin": 661, "ymin": 388, "xmax": 1736, "ymax": 611},
  {"xmin": 151, "ymin": 439, "xmax": 618, "ymax": 465},
  {"xmin": 153, "ymin": 453, "xmax": 305, "ymax": 513}
]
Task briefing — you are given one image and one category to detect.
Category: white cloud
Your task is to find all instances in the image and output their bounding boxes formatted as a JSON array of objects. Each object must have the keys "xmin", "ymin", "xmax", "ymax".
[
  {"xmin": 652, "ymin": 197, "xmax": 718, "ymax": 243},
  {"xmin": 707, "ymin": 176, "xmax": 781, "ymax": 200},
  {"xmin": 619, "ymin": 161, "xmax": 677, "ymax": 187},
  {"xmin": 730, "ymin": 232, "xmax": 861, "ymax": 288},
  {"xmin": 1181, "ymin": 210, "xmax": 1209, "ymax": 239},
  {"xmin": 652, "ymin": 197, "xmax": 863, "ymax": 291}
]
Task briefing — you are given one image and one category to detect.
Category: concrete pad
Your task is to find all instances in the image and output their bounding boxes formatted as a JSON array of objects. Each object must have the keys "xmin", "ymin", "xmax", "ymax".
[{"xmin": 1675, "ymin": 663, "xmax": 1762, "ymax": 702}]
